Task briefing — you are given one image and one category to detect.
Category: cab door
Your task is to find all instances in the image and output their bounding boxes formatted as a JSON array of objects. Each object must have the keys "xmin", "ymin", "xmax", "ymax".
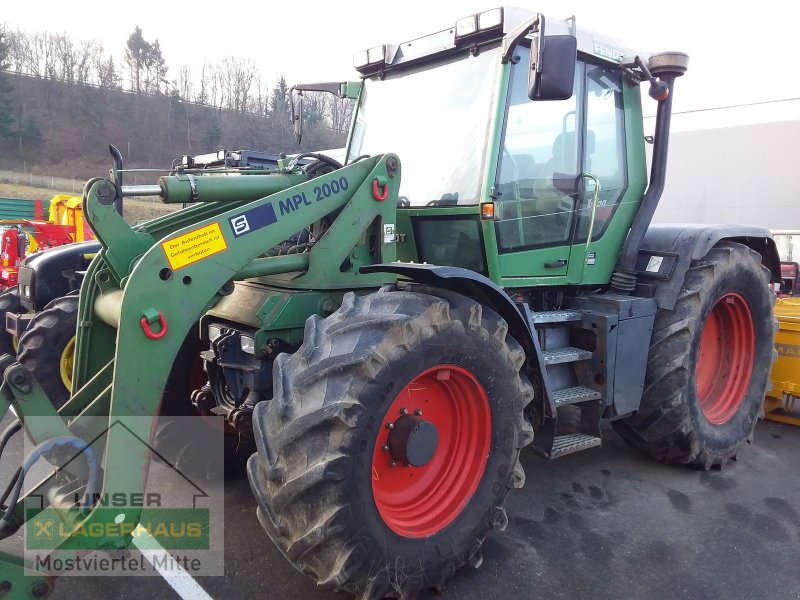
[
  {"xmin": 493, "ymin": 49, "xmax": 630, "ymax": 284},
  {"xmin": 494, "ymin": 56, "xmax": 584, "ymax": 279}
]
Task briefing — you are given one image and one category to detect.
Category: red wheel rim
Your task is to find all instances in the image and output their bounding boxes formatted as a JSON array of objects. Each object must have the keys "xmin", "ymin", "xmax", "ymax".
[
  {"xmin": 371, "ymin": 365, "xmax": 492, "ymax": 538},
  {"xmin": 695, "ymin": 293, "xmax": 755, "ymax": 425}
]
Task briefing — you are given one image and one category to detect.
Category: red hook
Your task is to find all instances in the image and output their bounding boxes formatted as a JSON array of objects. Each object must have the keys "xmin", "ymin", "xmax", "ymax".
[
  {"xmin": 372, "ymin": 178, "xmax": 389, "ymax": 202},
  {"xmin": 140, "ymin": 311, "xmax": 169, "ymax": 340}
]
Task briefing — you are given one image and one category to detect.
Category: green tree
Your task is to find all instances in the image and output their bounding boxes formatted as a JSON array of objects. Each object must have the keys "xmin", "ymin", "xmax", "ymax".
[
  {"xmin": 20, "ymin": 115, "xmax": 43, "ymax": 146},
  {"xmin": 145, "ymin": 39, "xmax": 168, "ymax": 95},
  {"xmin": 0, "ymin": 27, "xmax": 15, "ymax": 143},
  {"xmin": 267, "ymin": 76, "xmax": 291, "ymax": 147},
  {"xmin": 97, "ymin": 56, "xmax": 120, "ymax": 90},
  {"xmin": 124, "ymin": 26, "xmax": 151, "ymax": 94},
  {"xmin": 201, "ymin": 122, "xmax": 222, "ymax": 151}
]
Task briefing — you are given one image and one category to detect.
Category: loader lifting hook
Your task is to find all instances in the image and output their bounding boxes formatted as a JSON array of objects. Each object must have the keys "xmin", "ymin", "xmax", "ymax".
[
  {"xmin": 140, "ymin": 310, "xmax": 169, "ymax": 340},
  {"xmin": 372, "ymin": 177, "xmax": 389, "ymax": 201}
]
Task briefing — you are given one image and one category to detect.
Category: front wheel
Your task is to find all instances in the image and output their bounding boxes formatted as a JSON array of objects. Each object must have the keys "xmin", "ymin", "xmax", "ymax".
[
  {"xmin": 17, "ymin": 295, "xmax": 78, "ymax": 409},
  {"xmin": 612, "ymin": 241, "xmax": 776, "ymax": 468},
  {"xmin": 247, "ymin": 286, "xmax": 533, "ymax": 597}
]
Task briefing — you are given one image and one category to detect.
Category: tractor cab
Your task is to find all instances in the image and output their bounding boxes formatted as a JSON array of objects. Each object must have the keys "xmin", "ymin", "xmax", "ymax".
[{"xmin": 305, "ymin": 8, "xmax": 651, "ymax": 287}]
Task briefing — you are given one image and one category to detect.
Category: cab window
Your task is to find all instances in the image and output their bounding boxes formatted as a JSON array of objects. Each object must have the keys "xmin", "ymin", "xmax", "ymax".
[{"xmin": 495, "ymin": 47, "xmax": 627, "ymax": 252}]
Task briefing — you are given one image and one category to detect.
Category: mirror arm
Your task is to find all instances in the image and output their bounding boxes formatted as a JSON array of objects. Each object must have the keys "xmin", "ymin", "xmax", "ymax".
[
  {"xmin": 292, "ymin": 82, "xmax": 347, "ymax": 97},
  {"xmin": 501, "ymin": 14, "xmax": 542, "ymax": 63}
]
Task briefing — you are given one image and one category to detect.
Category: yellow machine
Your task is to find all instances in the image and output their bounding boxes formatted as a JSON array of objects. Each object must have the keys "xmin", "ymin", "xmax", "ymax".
[
  {"xmin": 47, "ymin": 193, "xmax": 95, "ymax": 242},
  {"xmin": 765, "ymin": 298, "xmax": 800, "ymax": 425}
]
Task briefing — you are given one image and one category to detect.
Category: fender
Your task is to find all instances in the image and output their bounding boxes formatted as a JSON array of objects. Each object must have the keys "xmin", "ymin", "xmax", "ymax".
[
  {"xmin": 361, "ymin": 262, "xmax": 537, "ymax": 363},
  {"xmin": 636, "ymin": 224, "xmax": 780, "ymax": 311}
]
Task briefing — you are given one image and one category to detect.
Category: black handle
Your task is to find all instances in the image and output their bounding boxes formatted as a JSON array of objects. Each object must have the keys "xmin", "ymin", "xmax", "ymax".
[{"xmin": 544, "ymin": 259, "xmax": 568, "ymax": 268}]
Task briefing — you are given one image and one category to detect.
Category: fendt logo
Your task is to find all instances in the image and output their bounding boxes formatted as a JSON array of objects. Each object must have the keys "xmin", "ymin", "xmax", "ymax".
[{"xmin": 231, "ymin": 215, "xmax": 251, "ymax": 236}]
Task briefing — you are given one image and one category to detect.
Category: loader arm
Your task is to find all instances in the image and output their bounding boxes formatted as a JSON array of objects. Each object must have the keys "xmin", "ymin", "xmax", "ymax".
[{"xmin": 0, "ymin": 154, "xmax": 399, "ymax": 593}]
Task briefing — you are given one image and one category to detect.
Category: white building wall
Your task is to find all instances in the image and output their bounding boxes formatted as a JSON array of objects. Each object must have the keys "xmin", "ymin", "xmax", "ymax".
[{"xmin": 646, "ymin": 100, "xmax": 798, "ymax": 230}]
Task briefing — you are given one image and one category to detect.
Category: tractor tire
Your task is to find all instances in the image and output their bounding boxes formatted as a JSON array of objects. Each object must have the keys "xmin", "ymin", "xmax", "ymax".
[
  {"xmin": 0, "ymin": 289, "xmax": 23, "ymax": 357},
  {"xmin": 248, "ymin": 285, "xmax": 534, "ymax": 598},
  {"xmin": 612, "ymin": 241, "xmax": 776, "ymax": 469},
  {"xmin": 17, "ymin": 295, "xmax": 78, "ymax": 410}
]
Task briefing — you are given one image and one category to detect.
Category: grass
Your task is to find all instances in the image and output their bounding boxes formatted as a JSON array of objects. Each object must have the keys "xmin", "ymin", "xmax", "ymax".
[{"xmin": 0, "ymin": 181, "xmax": 179, "ymax": 225}]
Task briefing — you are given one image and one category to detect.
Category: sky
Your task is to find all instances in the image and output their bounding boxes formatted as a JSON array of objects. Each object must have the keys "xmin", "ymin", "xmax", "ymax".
[{"xmin": 3, "ymin": 0, "xmax": 799, "ymax": 118}]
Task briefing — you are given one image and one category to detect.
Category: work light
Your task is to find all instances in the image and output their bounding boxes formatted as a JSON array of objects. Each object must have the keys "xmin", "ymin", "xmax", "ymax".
[
  {"xmin": 353, "ymin": 45, "xmax": 388, "ymax": 73},
  {"xmin": 240, "ymin": 335, "xmax": 255, "ymax": 355},
  {"xmin": 455, "ymin": 8, "xmax": 504, "ymax": 41}
]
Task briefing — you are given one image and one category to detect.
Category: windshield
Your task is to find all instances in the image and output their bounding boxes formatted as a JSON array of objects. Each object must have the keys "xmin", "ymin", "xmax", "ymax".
[{"xmin": 347, "ymin": 47, "xmax": 501, "ymax": 207}]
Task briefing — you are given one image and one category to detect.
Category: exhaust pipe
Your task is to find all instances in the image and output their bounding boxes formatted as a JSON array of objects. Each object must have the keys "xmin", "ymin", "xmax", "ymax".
[{"xmin": 611, "ymin": 52, "xmax": 689, "ymax": 293}]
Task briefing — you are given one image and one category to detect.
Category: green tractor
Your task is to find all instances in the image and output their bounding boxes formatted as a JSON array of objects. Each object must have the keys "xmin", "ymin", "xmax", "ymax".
[{"xmin": 0, "ymin": 7, "xmax": 779, "ymax": 599}]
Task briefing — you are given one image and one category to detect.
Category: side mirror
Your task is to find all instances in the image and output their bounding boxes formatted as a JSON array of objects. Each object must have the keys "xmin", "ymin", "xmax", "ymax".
[
  {"xmin": 290, "ymin": 88, "xmax": 304, "ymax": 144},
  {"xmin": 528, "ymin": 34, "xmax": 577, "ymax": 101}
]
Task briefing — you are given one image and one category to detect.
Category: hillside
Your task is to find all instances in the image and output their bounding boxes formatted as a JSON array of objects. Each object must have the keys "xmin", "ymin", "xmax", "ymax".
[{"xmin": 0, "ymin": 72, "xmax": 348, "ymax": 182}]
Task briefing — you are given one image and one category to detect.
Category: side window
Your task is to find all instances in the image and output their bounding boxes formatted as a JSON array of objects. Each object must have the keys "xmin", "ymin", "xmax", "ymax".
[
  {"xmin": 495, "ymin": 51, "xmax": 628, "ymax": 253},
  {"xmin": 495, "ymin": 46, "xmax": 583, "ymax": 252},
  {"xmin": 575, "ymin": 64, "xmax": 626, "ymax": 241}
]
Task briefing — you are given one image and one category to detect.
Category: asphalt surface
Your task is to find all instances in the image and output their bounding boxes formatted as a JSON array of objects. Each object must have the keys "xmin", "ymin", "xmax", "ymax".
[{"xmin": 4, "ymin": 417, "xmax": 798, "ymax": 600}]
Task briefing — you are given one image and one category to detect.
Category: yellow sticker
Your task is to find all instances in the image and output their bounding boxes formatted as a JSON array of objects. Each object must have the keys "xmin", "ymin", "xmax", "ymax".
[{"xmin": 162, "ymin": 222, "xmax": 228, "ymax": 270}]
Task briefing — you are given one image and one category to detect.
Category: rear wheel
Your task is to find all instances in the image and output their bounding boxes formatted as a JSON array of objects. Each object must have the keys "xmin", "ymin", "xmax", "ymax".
[
  {"xmin": 17, "ymin": 295, "xmax": 78, "ymax": 409},
  {"xmin": 612, "ymin": 242, "xmax": 775, "ymax": 468},
  {"xmin": 247, "ymin": 286, "xmax": 534, "ymax": 597}
]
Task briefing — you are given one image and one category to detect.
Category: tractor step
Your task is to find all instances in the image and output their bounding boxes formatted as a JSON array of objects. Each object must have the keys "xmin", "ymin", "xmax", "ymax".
[
  {"xmin": 543, "ymin": 346, "xmax": 592, "ymax": 365},
  {"xmin": 549, "ymin": 433, "xmax": 602, "ymax": 459},
  {"xmin": 552, "ymin": 385, "xmax": 602, "ymax": 407},
  {"xmin": 530, "ymin": 310, "xmax": 582, "ymax": 324}
]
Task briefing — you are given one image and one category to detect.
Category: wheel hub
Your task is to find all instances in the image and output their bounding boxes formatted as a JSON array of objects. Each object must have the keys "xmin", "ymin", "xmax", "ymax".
[{"xmin": 387, "ymin": 415, "xmax": 438, "ymax": 467}]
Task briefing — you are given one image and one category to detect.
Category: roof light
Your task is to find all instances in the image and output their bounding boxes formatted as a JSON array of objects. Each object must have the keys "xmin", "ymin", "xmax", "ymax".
[
  {"xmin": 367, "ymin": 45, "xmax": 387, "ymax": 64},
  {"xmin": 353, "ymin": 50, "xmax": 369, "ymax": 69},
  {"xmin": 455, "ymin": 15, "xmax": 478, "ymax": 38},
  {"xmin": 456, "ymin": 8, "xmax": 503, "ymax": 42},
  {"xmin": 354, "ymin": 45, "xmax": 388, "ymax": 74},
  {"xmin": 478, "ymin": 8, "xmax": 503, "ymax": 31}
]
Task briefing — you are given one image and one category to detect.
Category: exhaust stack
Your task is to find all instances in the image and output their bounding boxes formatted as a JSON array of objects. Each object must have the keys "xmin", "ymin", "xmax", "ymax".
[{"xmin": 611, "ymin": 51, "xmax": 689, "ymax": 293}]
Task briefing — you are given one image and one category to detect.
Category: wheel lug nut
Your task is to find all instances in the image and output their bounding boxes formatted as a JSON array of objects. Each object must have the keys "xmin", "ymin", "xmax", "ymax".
[
  {"xmin": 387, "ymin": 422, "xmax": 395, "ymax": 430},
  {"xmin": 382, "ymin": 444, "xmax": 389, "ymax": 451},
  {"xmin": 400, "ymin": 407, "xmax": 408, "ymax": 415},
  {"xmin": 414, "ymin": 409, "xmax": 423, "ymax": 416},
  {"xmin": 389, "ymin": 461, "xmax": 397, "ymax": 468}
]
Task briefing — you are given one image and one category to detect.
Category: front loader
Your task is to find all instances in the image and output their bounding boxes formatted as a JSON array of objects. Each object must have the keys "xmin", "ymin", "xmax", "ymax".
[{"xmin": 0, "ymin": 7, "xmax": 780, "ymax": 599}]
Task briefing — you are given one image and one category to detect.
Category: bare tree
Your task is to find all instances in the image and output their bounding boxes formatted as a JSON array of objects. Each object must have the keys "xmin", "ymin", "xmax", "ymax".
[
  {"xmin": 219, "ymin": 56, "xmax": 256, "ymax": 114},
  {"xmin": 75, "ymin": 40, "xmax": 98, "ymax": 85},
  {"xmin": 179, "ymin": 65, "xmax": 193, "ymax": 101},
  {"xmin": 196, "ymin": 60, "xmax": 208, "ymax": 105},
  {"xmin": 329, "ymin": 96, "xmax": 355, "ymax": 134},
  {"xmin": 52, "ymin": 33, "xmax": 80, "ymax": 83},
  {"xmin": 5, "ymin": 29, "xmax": 29, "ymax": 74}
]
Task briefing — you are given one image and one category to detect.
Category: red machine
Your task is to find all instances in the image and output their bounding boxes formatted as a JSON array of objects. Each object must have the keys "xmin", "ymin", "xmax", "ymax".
[
  {"xmin": 0, "ymin": 221, "xmax": 76, "ymax": 288},
  {"xmin": 779, "ymin": 261, "xmax": 799, "ymax": 297}
]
